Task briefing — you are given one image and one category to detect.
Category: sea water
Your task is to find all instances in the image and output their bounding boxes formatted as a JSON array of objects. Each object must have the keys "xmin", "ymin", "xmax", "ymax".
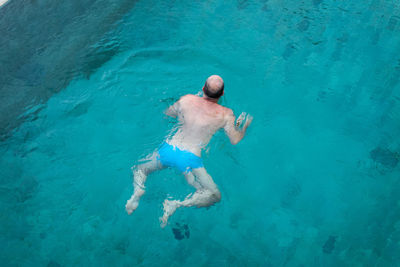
[{"xmin": 1, "ymin": 0, "xmax": 400, "ymax": 266}]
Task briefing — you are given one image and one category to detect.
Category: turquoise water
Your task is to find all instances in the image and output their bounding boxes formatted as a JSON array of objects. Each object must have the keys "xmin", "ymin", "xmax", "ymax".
[{"xmin": 1, "ymin": 0, "xmax": 400, "ymax": 266}]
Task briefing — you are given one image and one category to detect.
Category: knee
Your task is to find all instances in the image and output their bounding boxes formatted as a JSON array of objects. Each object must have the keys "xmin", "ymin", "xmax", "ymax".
[{"xmin": 134, "ymin": 165, "xmax": 147, "ymax": 176}]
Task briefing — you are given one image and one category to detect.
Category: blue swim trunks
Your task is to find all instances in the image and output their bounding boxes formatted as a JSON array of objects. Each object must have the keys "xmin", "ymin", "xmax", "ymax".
[{"xmin": 157, "ymin": 142, "xmax": 203, "ymax": 173}]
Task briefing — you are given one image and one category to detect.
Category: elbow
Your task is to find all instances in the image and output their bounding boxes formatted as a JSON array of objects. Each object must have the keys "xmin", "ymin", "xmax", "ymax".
[
  {"xmin": 227, "ymin": 131, "xmax": 244, "ymax": 145},
  {"xmin": 230, "ymin": 137, "xmax": 241, "ymax": 145}
]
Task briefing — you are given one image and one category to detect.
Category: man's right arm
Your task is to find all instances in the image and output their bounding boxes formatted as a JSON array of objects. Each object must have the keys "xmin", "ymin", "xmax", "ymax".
[{"xmin": 223, "ymin": 109, "xmax": 253, "ymax": 145}]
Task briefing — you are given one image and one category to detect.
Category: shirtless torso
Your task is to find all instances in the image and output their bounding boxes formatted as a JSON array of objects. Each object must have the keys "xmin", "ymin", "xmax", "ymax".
[
  {"xmin": 168, "ymin": 94, "xmax": 232, "ymax": 156},
  {"xmin": 125, "ymin": 76, "xmax": 252, "ymax": 227}
]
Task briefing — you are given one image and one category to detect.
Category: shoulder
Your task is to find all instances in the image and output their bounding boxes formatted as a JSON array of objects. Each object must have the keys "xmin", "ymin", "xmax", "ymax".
[
  {"xmin": 222, "ymin": 107, "xmax": 235, "ymax": 125},
  {"xmin": 179, "ymin": 94, "xmax": 199, "ymax": 104},
  {"xmin": 181, "ymin": 94, "xmax": 198, "ymax": 100},
  {"xmin": 223, "ymin": 107, "xmax": 234, "ymax": 117}
]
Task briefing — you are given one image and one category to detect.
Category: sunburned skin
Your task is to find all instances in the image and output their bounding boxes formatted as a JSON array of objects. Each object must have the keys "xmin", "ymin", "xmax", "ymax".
[
  {"xmin": 167, "ymin": 94, "xmax": 232, "ymax": 156},
  {"xmin": 125, "ymin": 75, "xmax": 253, "ymax": 227}
]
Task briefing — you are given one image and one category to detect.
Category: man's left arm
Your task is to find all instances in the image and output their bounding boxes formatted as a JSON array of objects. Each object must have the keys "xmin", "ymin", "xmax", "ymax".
[{"xmin": 165, "ymin": 100, "xmax": 180, "ymax": 118}]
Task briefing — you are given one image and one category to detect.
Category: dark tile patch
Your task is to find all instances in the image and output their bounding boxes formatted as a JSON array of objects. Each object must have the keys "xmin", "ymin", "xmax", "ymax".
[
  {"xmin": 370, "ymin": 147, "xmax": 399, "ymax": 168},
  {"xmin": 237, "ymin": 0, "xmax": 249, "ymax": 10},
  {"xmin": 159, "ymin": 97, "xmax": 177, "ymax": 104},
  {"xmin": 261, "ymin": 4, "xmax": 269, "ymax": 12},
  {"xmin": 172, "ymin": 228, "xmax": 184, "ymax": 240},
  {"xmin": 332, "ymin": 39, "xmax": 348, "ymax": 61},
  {"xmin": 371, "ymin": 29, "xmax": 380, "ymax": 45},
  {"xmin": 322, "ymin": 235, "xmax": 337, "ymax": 254},
  {"xmin": 281, "ymin": 179, "xmax": 302, "ymax": 208},
  {"xmin": 337, "ymin": 33, "xmax": 349, "ymax": 43},
  {"xmin": 40, "ymin": 232, "xmax": 47, "ymax": 239},
  {"xmin": 313, "ymin": 0, "xmax": 323, "ymax": 6},
  {"xmin": 172, "ymin": 223, "xmax": 190, "ymax": 240},
  {"xmin": 317, "ymin": 90, "xmax": 327, "ymax": 102},
  {"xmin": 115, "ymin": 238, "xmax": 130, "ymax": 255},
  {"xmin": 297, "ymin": 19, "xmax": 310, "ymax": 32},
  {"xmin": 312, "ymin": 40, "xmax": 323, "ymax": 45},
  {"xmin": 282, "ymin": 43, "xmax": 298, "ymax": 60},
  {"xmin": 47, "ymin": 260, "xmax": 61, "ymax": 267},
  {"xmin": 229, "ymin": 211, "xmax": 242, "ymax": 229},
  {"xmin": 387, "ymin": 16, "xmax": 400, "ymax": 31},
  {"xmin": 16, "ymin": 176, "xmax": 39, "ymax": 203},
  {"xmin": 15, "ymin": 63, "xmax": 45, "ymax": 86},
  {"xmin": 66, "ymin": 101, "xmax": 91, "ymax": 117}
]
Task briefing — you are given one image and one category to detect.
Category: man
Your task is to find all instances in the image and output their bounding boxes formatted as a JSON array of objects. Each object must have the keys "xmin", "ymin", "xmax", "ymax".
[{"xmin": 125, "ymin": 75, "xmax": 253, "ymax": 227}]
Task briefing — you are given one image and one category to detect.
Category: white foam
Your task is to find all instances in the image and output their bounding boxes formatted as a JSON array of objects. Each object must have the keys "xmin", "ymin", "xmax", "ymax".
[{"xmin": 0, "ymin": 0, "xmax": 9, "ymax": 7}]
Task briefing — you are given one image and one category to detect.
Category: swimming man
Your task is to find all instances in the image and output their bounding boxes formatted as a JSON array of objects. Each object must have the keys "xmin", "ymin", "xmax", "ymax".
[{"xmin": 125, "ymin": 75, "xmax": 253, "ymax": 227}]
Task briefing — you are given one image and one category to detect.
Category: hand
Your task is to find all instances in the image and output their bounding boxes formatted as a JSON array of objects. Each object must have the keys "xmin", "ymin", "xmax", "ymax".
[
  {"xmin": 245, "ymin": 114, "xmax": 253, "ymax": 127},
  {"xmin": 236, "ymin": 112, "xmax": 247, "ymax": 127},
  {"xmin": 236, "ymin": 112, "xmax": 253, "ymax": 129}
]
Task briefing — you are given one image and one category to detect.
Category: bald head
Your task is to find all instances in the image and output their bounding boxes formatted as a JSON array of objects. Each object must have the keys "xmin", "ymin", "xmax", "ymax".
[{"xmin": 203, "ymin": 75, "xmax": 224, "ymax": 99}]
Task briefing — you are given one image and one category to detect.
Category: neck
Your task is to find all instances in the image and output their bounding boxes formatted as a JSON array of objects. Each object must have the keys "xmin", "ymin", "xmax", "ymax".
[{"xmin": 202, "ymin": 96, "xmax": 219, "ymax": 103}]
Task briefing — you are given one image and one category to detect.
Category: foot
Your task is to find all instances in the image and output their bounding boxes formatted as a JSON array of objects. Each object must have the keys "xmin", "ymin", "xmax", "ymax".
[
  {"xmin": 125, "ymin": 169, "xmax": 146, "ymax": 215},
  {"xmin": 125, "ymin": 198, "xmax": 139, "ymax": 215},
  {"xmin": 160, "ymin": 199, "xmax": 179, "ymax": 228}
]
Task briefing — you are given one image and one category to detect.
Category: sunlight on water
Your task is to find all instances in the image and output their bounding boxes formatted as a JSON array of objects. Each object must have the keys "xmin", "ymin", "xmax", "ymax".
[
  {"xmin": 1, "ymin": 0, "xmax": 400, "ymax": 266},
  {"xmin": 0, "ymin": 0, "xmax": 9, "ymax": 7}
]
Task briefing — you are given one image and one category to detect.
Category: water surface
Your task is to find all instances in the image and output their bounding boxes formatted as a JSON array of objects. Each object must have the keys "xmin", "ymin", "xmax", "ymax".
[{"xmin": 1, "ymin": 0, "xmax": 400, "ymax": 266}]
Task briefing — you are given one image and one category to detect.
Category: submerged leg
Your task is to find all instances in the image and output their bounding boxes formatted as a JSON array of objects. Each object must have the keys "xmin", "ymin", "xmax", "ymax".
[
  {"xmin": 126, "ymin": 152, "xmax": 164, "ymax": 214},
  {"xmin": 160, "ymin": 167, "xmax": 221, "ymax": 227}
]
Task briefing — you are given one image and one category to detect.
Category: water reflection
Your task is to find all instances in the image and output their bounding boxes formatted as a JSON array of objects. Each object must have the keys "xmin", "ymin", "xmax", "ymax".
[{"xmin": 0, "ymin": 0, "xmax": 136, "ymax": 138}]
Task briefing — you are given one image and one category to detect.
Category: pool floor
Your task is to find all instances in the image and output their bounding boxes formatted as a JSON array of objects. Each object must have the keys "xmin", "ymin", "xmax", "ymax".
[{"xmin": 1, "ymin": 0, "xmax": 400, "ymax": 266}]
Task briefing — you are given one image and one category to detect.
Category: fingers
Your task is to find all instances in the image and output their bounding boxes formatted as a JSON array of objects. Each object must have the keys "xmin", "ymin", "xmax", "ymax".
[
  {"xmin": 246, "ymin": 114, "xmax": 253, "ymax": 124},
  {"xmin": 236, "ymin": 112, "xmax": 253, "ymax": 128},
  {"xmin": 236, "ymin": 112, "xmax": 247, "ymax": 127}
]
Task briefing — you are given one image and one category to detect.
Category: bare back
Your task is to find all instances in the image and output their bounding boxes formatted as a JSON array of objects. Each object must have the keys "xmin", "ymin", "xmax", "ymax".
[
  {"xmin": 126, "ymin": 75, "xmax": 252, "ymax": 225},
  {"xmin": 167, "ymin": 94, "xmax": 230, "ymax": 156}
]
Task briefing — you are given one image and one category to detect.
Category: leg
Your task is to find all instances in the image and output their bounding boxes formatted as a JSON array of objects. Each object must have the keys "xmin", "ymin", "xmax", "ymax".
[
  {"xmin": 126, "ymin": 152, "xmax": 164, "ymax": 214},
  {"xmin": 160, "ymin": 167, "xmax": 221, "ymax": 227}
]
